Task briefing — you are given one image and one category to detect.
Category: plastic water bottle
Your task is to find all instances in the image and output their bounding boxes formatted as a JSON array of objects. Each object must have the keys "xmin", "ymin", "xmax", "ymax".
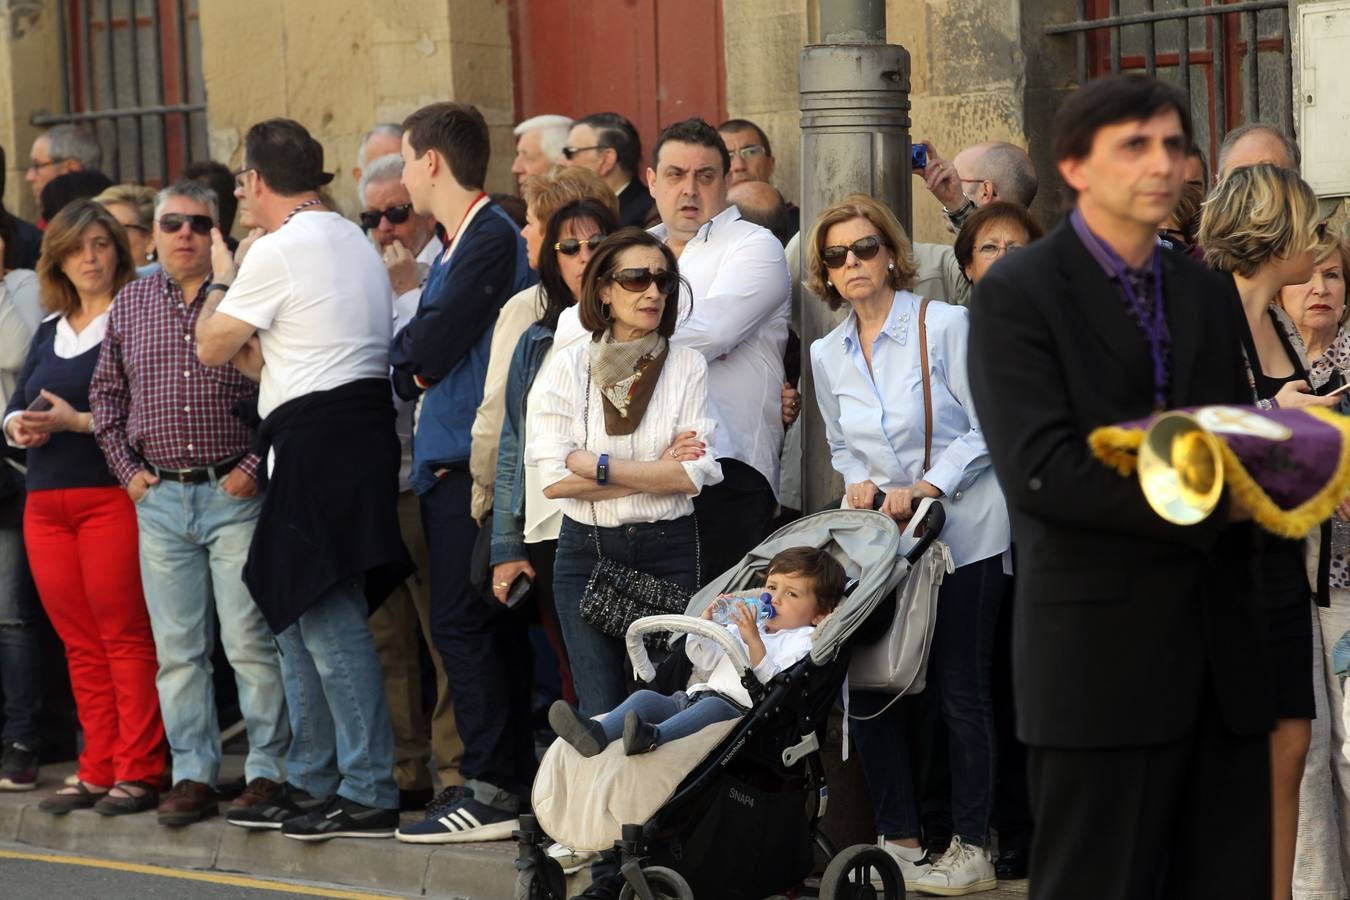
[{"xmin": 709, "ymin": 590, "xmax": 776, "ymax": 625}]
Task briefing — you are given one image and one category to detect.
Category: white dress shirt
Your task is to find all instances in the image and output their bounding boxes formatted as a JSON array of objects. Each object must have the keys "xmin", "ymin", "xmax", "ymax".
[
  {"xmin": 651, "ymin": 205, "xmax": 790, "ymax": 498},
  {"xmin": 809, "ymin": 290, "xmax": 1009, "ymax": 568},
  {"xmin": 526, "ymin": 342, "xmax": 723, "ymax": 527}
]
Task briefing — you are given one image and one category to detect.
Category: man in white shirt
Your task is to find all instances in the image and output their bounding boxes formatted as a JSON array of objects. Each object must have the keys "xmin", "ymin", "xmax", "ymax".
[
  {"xmin": 357, "ymin": 152, "xmax": 464, "ymax": 808},
  {"xmin": 196, "ymin": 118, "xmax": 408, "ymax": 841},
  {"xmin": 646, "ymin": 117, "xmax": 791, "ymax": 582}
]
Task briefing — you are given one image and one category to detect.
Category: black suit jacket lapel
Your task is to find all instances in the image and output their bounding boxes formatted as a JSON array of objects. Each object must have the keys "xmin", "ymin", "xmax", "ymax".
[
  {"xmin": 1162, "ymin": 249, "xmax": 1205, "ymax": 406},
  {"xmin": 1052, "ymin": 222, "xmax": 1153, "ymax": 393}
]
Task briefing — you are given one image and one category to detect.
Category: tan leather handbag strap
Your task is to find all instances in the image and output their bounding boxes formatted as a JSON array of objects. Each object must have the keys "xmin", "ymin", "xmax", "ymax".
[{"xmin": 919, "ymin": 296, "xmax": 933, "ymax": 474}]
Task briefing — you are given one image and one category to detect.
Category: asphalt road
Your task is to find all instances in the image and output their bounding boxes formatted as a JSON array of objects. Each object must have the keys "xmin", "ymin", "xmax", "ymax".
[{"xmin": 0, "ymin": 845, "xmax": 413, "ymax": 900}]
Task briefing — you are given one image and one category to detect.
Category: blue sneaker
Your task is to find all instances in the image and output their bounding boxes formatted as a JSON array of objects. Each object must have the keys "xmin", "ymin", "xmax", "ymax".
[{"xmin": 395, "ymin": 785, "xmax": 518, "ymax": 844}]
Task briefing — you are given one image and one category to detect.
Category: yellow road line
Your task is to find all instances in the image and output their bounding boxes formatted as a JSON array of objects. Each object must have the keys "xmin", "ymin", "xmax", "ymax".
[{"xmin": 0, "ymin": 848, "xmax": 403, "ymax": 899}]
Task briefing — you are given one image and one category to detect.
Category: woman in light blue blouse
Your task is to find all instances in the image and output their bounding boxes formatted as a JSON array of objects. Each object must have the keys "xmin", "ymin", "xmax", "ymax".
[{"xmin": 807, "ymin": 195, "xmax": 1011, "ymax": 895}]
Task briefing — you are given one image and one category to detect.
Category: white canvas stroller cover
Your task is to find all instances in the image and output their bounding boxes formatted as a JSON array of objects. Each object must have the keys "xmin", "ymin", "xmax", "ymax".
[{"xmin": 532, "ymin": 509, "xmax": 917, "ymax": 852}]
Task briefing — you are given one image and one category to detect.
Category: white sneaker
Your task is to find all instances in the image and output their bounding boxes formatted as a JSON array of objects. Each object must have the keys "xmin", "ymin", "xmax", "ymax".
[
  {"xmin": 866, "ymin": 836, "xmax": 932, "ymax": 890},
  {"xmin": 546, "ymin": 841, "xmax": 597, "ymax": 875},
  {"xmin": 913, "ymin": 836, "xmax": 997, "ymax": 896}
]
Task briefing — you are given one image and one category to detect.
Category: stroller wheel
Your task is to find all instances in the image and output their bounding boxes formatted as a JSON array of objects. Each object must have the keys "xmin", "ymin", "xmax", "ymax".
[
  {"xmin": 819, "ymin": 844, "xmax": 904, "ymax": 900},
  {"xmin": 617, "ymin": 865, "xmax": 694, "ymax": 900},
  {"xmin": 514, "ymin": 855, "xmax": 567, "ymax": 900}
]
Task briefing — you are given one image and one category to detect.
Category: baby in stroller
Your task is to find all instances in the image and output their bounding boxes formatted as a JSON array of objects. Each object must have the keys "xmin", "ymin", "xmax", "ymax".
[{"xmin": 548, "ymin": 547, "xmax": 845, "ymax": 757}]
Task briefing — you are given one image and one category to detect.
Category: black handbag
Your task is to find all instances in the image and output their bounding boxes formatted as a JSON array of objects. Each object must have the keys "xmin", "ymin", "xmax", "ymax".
[{"xmin": 576, "ymin": 363, "xmax": 700, "ymax": 639}]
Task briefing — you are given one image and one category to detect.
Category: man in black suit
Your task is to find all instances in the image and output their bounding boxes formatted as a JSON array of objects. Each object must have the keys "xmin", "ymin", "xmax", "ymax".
[{"xmin": 968, "ymin": 75, "xmax": 1274, "ymax": 899}]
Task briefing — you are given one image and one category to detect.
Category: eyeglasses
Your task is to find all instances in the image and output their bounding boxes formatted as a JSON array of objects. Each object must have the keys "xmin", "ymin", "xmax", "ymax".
[
  {"xmin": 821, "ymin": 236, "xmax": 883, "ymax": 269},
  {"xmin": 975, "ymin": 241, "xmax": 1023, "ymax": 259},
  {"xmin": 27, "ymin": 157, "xmax": 66, "ymax": 173},
  {"xmin": 231, "ymin": 166, "xmax": 255, "ymax": 190},
  {"xmin": 158, "ymin": 214, "xmax": 214, "ymax": 236},
  {"xmin": 359, "ymin": 203, "xmax": 414, "ymax": 231},
  {"xmin": 561, "ymin": 145, "xmax": 610, "ymax": 161},
  {"xmin": 609, "ymin": 267, "xmax": 678, "ymax": 295},
  {"xmin": 730, "ymin": 145, "xmax": 766, "ymax": 160},
  {"xmin": 554, "ymin": 234, "xmax": 604, "ymax": 256}
]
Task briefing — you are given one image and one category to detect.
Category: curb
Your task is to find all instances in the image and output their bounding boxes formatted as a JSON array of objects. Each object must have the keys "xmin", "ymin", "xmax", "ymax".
[{"xmin": 0, "ymin": 782, "xmax": 588, "ymax": 898}]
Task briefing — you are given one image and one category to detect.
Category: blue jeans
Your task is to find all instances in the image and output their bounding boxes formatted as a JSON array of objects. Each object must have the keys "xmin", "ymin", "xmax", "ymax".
[
  {"xmin": 851, "ymin": 554, "xmax": 1008, "ymax": 846},
  {"xmin": 135, "ymin": 478, "xmax": 287, "ymax": 784},
  {"xmin": 553, "ymin": 515, "xmax": 699, "ymax": 717},
  {"xmin": 597, "ymin": 690, "xmax": 741, "ymax": 747},
  {"xmin": 0, "ymin": 525, "xmax": 41, "ymax": 746},
  {"xmin": 275, "ymin": 577, "xmax": 398, "ymax": 810}
]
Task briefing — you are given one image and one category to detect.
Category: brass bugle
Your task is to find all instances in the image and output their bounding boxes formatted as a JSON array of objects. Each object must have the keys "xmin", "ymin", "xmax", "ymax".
[{"xmin": 1136, "ymin": 411, "xmax": 1226, "ymax": 525}]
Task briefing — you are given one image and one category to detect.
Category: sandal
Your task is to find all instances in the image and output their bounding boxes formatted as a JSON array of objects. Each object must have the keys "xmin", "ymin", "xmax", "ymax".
[
  {"xmin": 38, "ymin": 781, "xmax": 108, "ymax": 815},
  {"xmin": 93, "ymin": 780, "xmax": 160, "ymax": 817}
]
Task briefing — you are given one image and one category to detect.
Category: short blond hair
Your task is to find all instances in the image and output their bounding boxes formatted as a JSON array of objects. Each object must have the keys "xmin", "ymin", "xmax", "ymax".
[
  {"xmin": 804, "ymin": 194, "xmax": 917, "ymax": 309},
  {"xmin": 522, "ymin": 168, "xmax": 619, "ymax": 235},
  {"xmin": 1200, "ymin": 163, "xmax": 1321, "ymax": 277},
  {"xmin": 94, "ymin": 183, "xmax": 156, "ymax": 231}
]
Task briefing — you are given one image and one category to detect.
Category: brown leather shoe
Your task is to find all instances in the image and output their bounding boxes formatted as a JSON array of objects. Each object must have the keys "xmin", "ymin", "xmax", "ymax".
[
  {"xmin": 156, "ymin": 779, "xmax": 217, "ymax": 825},
  {"xmin": 228, "ymin": 777, "xmax": 282, "ymax": 811}
]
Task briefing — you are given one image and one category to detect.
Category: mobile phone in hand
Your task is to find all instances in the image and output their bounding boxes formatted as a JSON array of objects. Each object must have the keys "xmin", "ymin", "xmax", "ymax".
[
  {"xmin": 505, "ymin": 572, "xmax": 532, "ymax": 609},
  {"xmin": 1324, "ymin": 382, "xmax": 1350, "ymax": 398},
  {"xmin": 26, "ymin": 395, "xmax": 52, "ymax": 413}
]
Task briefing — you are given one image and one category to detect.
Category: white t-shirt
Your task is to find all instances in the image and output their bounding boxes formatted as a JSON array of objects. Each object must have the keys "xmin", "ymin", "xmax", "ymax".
[{"xmin": 216, "ymin": 211, "xmax": 393, "ymax": 418}]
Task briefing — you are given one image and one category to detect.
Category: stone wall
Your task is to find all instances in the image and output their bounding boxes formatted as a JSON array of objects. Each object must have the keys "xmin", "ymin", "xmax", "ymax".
[
  {"xmin": 0, "ymin": 3, "xmax": 65, "ymax": 221},
  {"xmin": 197, "ymin": 0, "xmax": 516, "ymax": 220},
  {"xmin": 721, "ymin": 0, "xmax": 1032, "ymax": 245}
]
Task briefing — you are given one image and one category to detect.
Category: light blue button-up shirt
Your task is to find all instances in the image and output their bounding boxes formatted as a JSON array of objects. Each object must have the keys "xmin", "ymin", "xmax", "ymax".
[{"xmin": 809, "ymin": 290, "xmax": 1009, "ymax": 568}]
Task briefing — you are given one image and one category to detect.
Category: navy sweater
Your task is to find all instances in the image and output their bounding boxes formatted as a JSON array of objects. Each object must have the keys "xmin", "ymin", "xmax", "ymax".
[{"xmin": 4, "ymin": 318, "xmax": 117, "ymax": 491}]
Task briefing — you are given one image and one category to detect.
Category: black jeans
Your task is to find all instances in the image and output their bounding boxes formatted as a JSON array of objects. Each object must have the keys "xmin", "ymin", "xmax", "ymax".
[
  {"xmin": 420, "ymin": 472, "xmax": 535, "ymax": 796},
  {"xmin": 851, "ymin": 554, "xmax": 1009, "ymax": 846},
  {"xmin": 693, "ymin": 458, "xmax": 778, "ymax": 586}
]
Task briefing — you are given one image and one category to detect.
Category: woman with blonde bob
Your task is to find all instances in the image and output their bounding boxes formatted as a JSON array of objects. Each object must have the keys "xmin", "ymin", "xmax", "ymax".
[
  {"xmin": 93, "ymin": 184, "xmax": 156, "ymax": 270},
  {"xmin": 806, "ymin": 194, "xmax": 1010, "ymax": 894},
  {"xmin": 1277, "ymin": 231, "xmax": 1350, "ymax": 898},
  {"xmin": 1199, "ymin": 163, "xmax": 1337, "ymax": 900},
  {"xmin": 1, "ymin": 199, "xmax": 164, "ymax": 816}
]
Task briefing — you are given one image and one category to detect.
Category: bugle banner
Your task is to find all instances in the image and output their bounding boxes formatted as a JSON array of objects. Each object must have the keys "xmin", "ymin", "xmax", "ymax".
[{"xmin": 1089, "ymin": 405, "xmax": 1350, "ymax": 538}]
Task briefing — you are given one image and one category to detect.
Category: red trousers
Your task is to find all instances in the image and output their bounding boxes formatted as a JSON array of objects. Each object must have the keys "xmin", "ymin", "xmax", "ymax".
[{"xmin": 25, "ymin": 487, "xmax": 165, "ymax": 787}]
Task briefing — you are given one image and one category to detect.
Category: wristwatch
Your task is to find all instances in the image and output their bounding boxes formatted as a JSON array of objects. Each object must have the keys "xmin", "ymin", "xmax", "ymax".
[
  {"xmin": 596, "ymin": 453, "xmax": 610, "ymax": 485},
  {"xmin": 206, "ymin": 282, "xmax": 232, "ymax": 294},
  {"xmin": 942, "ymin": 197, "xmax": 977, "ymax": 230}
]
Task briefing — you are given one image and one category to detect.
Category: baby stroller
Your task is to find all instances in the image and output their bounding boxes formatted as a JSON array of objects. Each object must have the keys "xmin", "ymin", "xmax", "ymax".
[{"xmin": 515, "ymin": 502, "xmax": 947, "ymax": 900}]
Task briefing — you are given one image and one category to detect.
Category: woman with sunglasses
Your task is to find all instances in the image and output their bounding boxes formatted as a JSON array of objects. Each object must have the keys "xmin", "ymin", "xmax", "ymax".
[
  {"xmin": 94, "ymin": 184, "xmax": 158, "ymax": 275},
  {"xmin": 1199, "ymin": 164, "xmax": 1339, "ymax": 900},
  {"xmin": 1277, "ymin": 230, "xmax": 1350, "ymax": 898},
  {"xmin": 806, "ymin": 194, "xmax": 1010, "ymax": 895},
  {"xmin": 527, "ymin": 227, "xmax": 721, "ymax": 721},
  {"xmin": 475, "ymin": 170, "xmax": 618, "ymax": 717},
  {"xmin": 2, "ymin": 199, "xmax": 165, "ymax": 816}
]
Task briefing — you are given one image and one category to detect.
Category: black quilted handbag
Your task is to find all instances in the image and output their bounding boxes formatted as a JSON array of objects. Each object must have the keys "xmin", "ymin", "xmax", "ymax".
[{"xmin": 576, "ymin": 363, "xmax": 700, "ymax": 638}]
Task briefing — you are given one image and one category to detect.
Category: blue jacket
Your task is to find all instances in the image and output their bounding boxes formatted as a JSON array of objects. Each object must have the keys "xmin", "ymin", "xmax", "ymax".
[
  {"xmin": 489, "ymin": 321, "xmax": 555, "ymax": 564},
  {"xmin": 389, "ymin": 202, "xmax": 534, "ymax": 494}
]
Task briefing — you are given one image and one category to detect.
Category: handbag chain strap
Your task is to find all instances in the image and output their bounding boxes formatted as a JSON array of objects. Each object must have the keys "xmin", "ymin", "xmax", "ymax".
[{"xmin": 582, "ymin": 362, "xmax": 701, "ymax": 584}]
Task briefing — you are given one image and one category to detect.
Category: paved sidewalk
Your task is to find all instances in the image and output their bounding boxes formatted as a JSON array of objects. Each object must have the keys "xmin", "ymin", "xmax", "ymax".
[{"xmin": 0, "ymin": 757, "xmax": 1029, "ymax": 898}]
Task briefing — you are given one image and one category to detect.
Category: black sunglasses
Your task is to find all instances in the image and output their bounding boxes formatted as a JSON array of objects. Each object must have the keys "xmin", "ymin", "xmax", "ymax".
[
  {"xmin": 554, "ymin": 234, "xmax": 604, "ymax": 256},
  {"xmin": 359, "ymin": 203, "xmax": 414, "ymax": 231},
  {"xmin": 561, "ymin": 145, "xmax": 610, "ymax": 161},
  {"xmin": 158, "ymin": 214, "xmax": 213, "ymax": 236},
  {"xmin": 821, "ymin": 235, "xmax": 883, "ymax": 269},
  {"xmin": 610, "ymin": 267, "xmax": 678, "ymax": 295}
]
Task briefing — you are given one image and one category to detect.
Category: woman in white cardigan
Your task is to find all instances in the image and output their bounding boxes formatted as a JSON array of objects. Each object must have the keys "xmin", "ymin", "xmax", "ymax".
[{"xmin": 526, "ymin": 227, "xmax": 722, "ymax": 718}]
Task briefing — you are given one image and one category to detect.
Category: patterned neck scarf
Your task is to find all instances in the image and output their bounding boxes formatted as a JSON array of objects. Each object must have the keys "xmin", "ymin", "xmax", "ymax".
[{"xmin": 587, "ymin": 330, "xmax": 667, "ymax": 435}]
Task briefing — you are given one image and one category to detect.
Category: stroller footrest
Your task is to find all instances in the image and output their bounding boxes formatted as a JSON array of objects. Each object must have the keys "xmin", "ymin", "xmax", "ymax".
[{"xmin": 782, "ymin": 731, "xmax": 820, "ymax": 767}]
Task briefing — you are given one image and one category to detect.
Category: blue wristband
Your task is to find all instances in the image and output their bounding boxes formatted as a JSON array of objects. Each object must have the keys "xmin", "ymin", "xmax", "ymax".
[{"xmin": 596, "ymin": 453, "xmax": 610, "ymax": 485}]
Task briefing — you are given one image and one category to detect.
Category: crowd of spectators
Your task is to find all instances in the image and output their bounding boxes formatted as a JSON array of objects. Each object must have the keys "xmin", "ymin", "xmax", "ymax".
[{"xmin": 0, "ymin": 78, "xmax": 1346, "ymax": 900}]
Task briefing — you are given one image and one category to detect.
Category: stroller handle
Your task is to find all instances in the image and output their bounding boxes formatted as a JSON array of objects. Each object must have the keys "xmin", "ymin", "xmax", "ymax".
[{"xmin": 625, "ymin": 614, "xmax": 753, "ymax": 684}]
